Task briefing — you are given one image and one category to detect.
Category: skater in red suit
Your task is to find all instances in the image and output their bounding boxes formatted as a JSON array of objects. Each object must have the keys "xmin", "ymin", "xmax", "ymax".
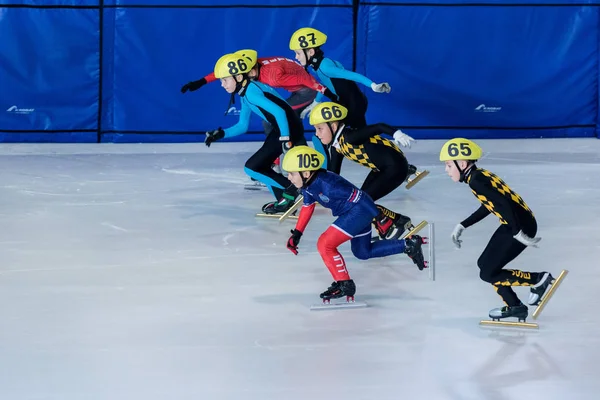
[{"xmin": 181, "ymin": 49, "xmax": 334, "ymax": 164}]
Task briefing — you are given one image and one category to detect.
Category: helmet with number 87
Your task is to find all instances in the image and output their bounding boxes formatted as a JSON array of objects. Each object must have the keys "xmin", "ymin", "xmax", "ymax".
[
  {"xmin": 309, "ymin": 102, "xmax": 348, "ymax": 126},
  {"xmin": 214, "ymin": 53, "xmax": 256, "ymax": 79},
  {"xmin": 289, "ymin": 27, "xmax": 328, "ymax": 50},
  {"xmin": 439, "ymin": 138, "xmax": 483, "ymax": 162},
  {"xmin": 282, "ymin": 145, "xmax": 325, "ymax": 173}
]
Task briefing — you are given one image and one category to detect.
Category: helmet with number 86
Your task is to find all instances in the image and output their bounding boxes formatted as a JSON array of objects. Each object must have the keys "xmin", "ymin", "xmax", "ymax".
[
  {"xmin": 214, "ymin": 53, "xmax": 256, "ymax": 79},
  {"xmin": 309, "ymin": 102, "xmax": 348, "ymax": 126},
  {"xmin": 282, "ymin": 145, "xmax": 325, "ymax": 173},
  {"xmin": 289, "ymin": 27, "xmax": 328, "ymax": 50},
  {"xmin": 234, "ymin": 49, "xmax": 258, "ymax": 66},
  {"xmin": 439, "ymin": 138, "xmax": 483, "ymax": 162}
]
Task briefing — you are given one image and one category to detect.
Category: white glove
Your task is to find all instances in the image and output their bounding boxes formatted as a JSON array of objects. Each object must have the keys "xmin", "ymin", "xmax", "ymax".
[
  {"xmin": 392, "ymin": 130, "xmax": 415, "ymax": 148},
  {"xmin": 300, "ymin": 100, "xmax": 319, "ymax": 119},
  {"xmin": 451, "ymin": 224, "xmax": 465, "ymax": 249},
  {"xmin": 371, "ymin": 82, "xmax": 391, "ymax": 93},
  {"xmin": 513, "ymin": 230, "xmax": 541, "ymax": 248}
]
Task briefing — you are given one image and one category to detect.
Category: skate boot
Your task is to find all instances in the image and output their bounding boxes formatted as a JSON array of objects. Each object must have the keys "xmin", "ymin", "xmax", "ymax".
[
  {"xmin": 528, "ymin": 272, "xmax": 555, "ymax": 306},
  {"xmin": 320, "ymin": 279, "xmax": 357, "ymax": 303},
  {"xmin": 262, "ymin": 186, "xmax": 299, "ymax": 214},
  {"xmin": 403, "ymin": 235, "xmax": 427, "ymax": 270},
  {"xmin": 374, "ymin": 206, "xmax": 413, "ymax": 240},
  {"xmin": 489, "ymin": 304, "xmax": 529, "ymax": 322},
  {"xmin": 405, "ymin": 164, "xmax": 417, "ymax": 182}
]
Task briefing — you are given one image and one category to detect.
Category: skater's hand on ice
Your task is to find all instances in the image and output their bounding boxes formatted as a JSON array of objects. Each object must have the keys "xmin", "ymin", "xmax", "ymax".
[
  {"xmin": 287, "ymin": 229, "xmax": 303, "ymax": 255},
  {"xmin": 393, "ymin": 130, "xmax": 415, "ymax": 148},
  {"xmin": 451, "ymin": 224, "xmax": 465, "ymax": 249},
  {"xmin": 205, "ymin": 128, "xmax": 224, "ymax": 147},
  {"xmin": 371, "ymin": 82, "xmax": 391, "ymax": 93},
  {"xmin": 513, "ymin": 230, "xmax": 541, "ymax": 248}
]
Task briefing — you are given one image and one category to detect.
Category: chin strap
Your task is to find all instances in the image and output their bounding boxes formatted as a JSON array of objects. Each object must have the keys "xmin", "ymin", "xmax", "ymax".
[
  {"xmin": 222, "ymin": 75, "xmax": 250, "ymax": 115},
  {"xmin": 455, "ymin": 161, "xmax": 476, "ymax": 183}
]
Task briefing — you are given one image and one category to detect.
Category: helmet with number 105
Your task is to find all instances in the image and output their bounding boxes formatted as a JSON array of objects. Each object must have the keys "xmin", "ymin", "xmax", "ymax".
[
  {"xmin": 289, "ymin": 27, "xmax": 328, "ymax": 50},
  {"xmin": 283, "ymin": 145, "xmax": 325, "ymax": 172},
  {"xmin": 439, "ymin": 138, "xmax": 483, "ymax": 162},
  {"xmin": 309, "ymin": 102, "xmax": 348, "ymax": 126},
  {"xmin": 214, "ymin": 53, "xmax": 256, "ymax": 79}
]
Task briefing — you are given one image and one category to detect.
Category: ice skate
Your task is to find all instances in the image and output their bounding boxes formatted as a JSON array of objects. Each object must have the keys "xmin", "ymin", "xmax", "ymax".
[
  {"xmin": 245, "ymin": 177, "xmax": 267, "ymax": 191},
  {"xmin": 374, "ymin": 206, "xmax": 413, "ymax": 240},
  {"xmin": 403, "ymin": 235, "xmax": 428, "ymax": 270},
  {"xmin": 310, "ymin": 279, "xmax": 367, "ymax": 310},
  {"xmin": 489, "ymin": 304, "xmax": 529, "ymax": 322},
  {"xmin": 405, "ymin": 164, "xmax": 417, "ymax": 181},
  {"xmin": 531, "ymin": 269, "xmax": 568, "ymax": 320},
  {"xmin": 405, "ymin": 164, "xmax": 430, "ymax": 190},
  {"xmin": 261, "ymin": 186, "xmax": 299, "ymax": 215},
  {"xmin": 320, "ymin": 279, "xmax": 356, "ymax": 303},
  {"xmin": 528, "ymin": 272, "xmax": 554, "ymax": 306}
]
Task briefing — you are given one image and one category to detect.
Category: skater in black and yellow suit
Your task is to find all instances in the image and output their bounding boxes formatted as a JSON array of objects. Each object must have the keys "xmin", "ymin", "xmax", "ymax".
[
  {"xmin": 308, "ymin": 101, "xmax": 418, "ymax": 240},
  {"xmin": 440, "ymin": 138, "xmax": 557, "ymax": 321}
]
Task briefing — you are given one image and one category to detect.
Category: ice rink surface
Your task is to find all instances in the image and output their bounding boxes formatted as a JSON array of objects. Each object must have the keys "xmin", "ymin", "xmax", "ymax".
[{"xmin": 0, "ymin": 138, "xmax": 599, "ymax": 400}]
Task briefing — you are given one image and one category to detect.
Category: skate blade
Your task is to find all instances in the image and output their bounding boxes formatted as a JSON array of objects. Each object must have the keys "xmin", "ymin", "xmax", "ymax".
[
  {"xmin": 256, "ymin": 213, "xmax": 298, "ymax": 220},
  {"xmin": 310, "ymin": 301, "xmax": 368, "ymax": 311},
  {"xmin": 479, "ymin": 320, "xmax": 539, "ymax": 329},
  {"xmin": 405, "ymin": 170, "xmax": 429, "ymax": 190},
  {"xmin": 399, "ymin": 220, "xmax": 428, "ymax": 239},
  {"xmin": 245, "ymin": 185, "xmax": 266, "ymax": 191},
  {"xmin": 278, "ymin": 195, "xmax": 304, "ymax": 223},
  {"xmin": 532, "ymin": 269, "xmax": 568, "ymax": 320}
]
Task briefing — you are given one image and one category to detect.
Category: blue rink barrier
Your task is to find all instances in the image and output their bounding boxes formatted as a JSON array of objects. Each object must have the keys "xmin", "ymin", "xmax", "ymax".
[{"xmin": 0, "ymin": 0, "xmax": 599, "ymax": 143}]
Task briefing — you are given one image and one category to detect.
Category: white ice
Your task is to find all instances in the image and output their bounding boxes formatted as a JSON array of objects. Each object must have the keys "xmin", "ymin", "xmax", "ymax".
[{"xmin": 0, "ymin": 138, "xmax": 599, "ymax": 400}]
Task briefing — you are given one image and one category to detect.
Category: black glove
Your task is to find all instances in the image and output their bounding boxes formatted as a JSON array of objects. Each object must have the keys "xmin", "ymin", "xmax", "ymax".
[
  {"xmin": 205, "ymin": 128, "xmax": 225, "ymax": 147},
  {"xmin": 181, "ymin": 78, "xmax": 207, "ymax": 93},
  {"xmin": 287, "ymin": 229, "xmax": 303, "ymax": 255}
]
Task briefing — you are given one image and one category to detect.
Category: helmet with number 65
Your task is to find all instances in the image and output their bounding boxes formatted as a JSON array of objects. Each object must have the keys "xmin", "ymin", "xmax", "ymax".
[
  {"xmin": 289, "ymin": 27, "xmax": 328, "ymax": 50},
  {"xmin": 309, "ymin": 102, "xmax": 348, "ymax": 126},
  {"xmin": 439, "ymin": 138, "xmax": 483, "ymax": 162},
  {"xmin": 282, "ymin": 145, "xmax": 325, "ymax": 173},
  {"xmin": 214, "ymin": 53, "xmax": 256, "ymax": 79}
]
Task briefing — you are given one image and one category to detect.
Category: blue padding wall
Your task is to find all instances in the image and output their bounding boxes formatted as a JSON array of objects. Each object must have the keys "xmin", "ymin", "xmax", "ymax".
[{"xmin": 0, "ymin": 0, "xmax": 599, "ymax": 143}]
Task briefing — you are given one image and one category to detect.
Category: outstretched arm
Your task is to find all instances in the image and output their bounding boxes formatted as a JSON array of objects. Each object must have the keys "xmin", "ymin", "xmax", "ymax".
[{"xmin": 223, "ymin": 100, "xmax": 251, "ymax": 138}]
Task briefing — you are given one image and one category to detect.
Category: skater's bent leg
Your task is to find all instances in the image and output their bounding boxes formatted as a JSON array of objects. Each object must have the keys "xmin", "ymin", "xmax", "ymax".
[
  {"xmin": 245, "ymin": 134, "xmax": 294, "ymax": 198},
  {"xmin": 494, "ymin": 286, "xmax": 521, "ymax": 307},
  {"xmin": 317, "ymin": 226, "xmax": 352, "ymax": 281},
  {"xmin": 351, "ymin": 227, "xmax": 405, "ymax": 260},
  {"xmin": 478, "ymin": 225, "xmax": 541, "ymax": 306},
  {"xmin": 478, "ymin": 226, "xmax": 541, "ymax": 286}
]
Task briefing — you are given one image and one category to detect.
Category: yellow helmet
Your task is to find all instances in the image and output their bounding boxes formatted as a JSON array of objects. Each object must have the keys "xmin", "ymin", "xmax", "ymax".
[
  {"xmin": 289, "ymin": 27, "xmax": 328, "ymax": 50},
  {"xmin": 214, "ymin": 53, "xmax": 255, "ymax": 79},
  {"xmin": 309, "ymin": 102, "xmax": 348, "ymax": 126},
  {"xmin": 282, "ymin": 145, "xmax": 325, "ymax": 172},
  {"xmin": 234, "ymin": 49, "xmax": 258, "ymax": 66},
  {"xmin": 439, "ymin": 138, "xmax": 483, "ymax": 161}
]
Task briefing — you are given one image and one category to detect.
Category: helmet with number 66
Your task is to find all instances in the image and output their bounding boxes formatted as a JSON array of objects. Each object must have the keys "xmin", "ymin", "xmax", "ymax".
[
  {"xmin": 309, "ymin": 102, "xmax": 348, "ymax": 126},
  {"xmin": 439, "ymin": 138, "xmax": 483, "ymax": 162},
  {"xmin": 214, "ymin": 53, "xmax": 255, "ymax": 79},
  {"xmin": 282, "ymin": 145, "xmax": 325, "ymax": 173}
]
